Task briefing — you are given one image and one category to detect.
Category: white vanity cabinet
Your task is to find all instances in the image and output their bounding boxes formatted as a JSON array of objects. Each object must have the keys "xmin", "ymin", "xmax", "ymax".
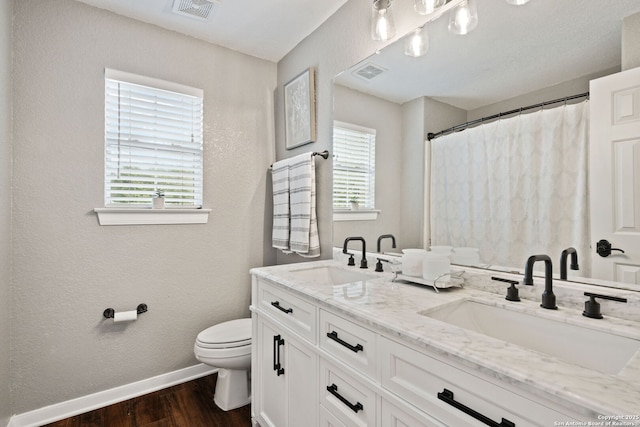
[
  {"xmin": 252, "ymin": 279, "xmax": 318, "ymax": 427},
  {"xmin": 251, "ymin": 271, "xmax": 585, "ymax": 427}
]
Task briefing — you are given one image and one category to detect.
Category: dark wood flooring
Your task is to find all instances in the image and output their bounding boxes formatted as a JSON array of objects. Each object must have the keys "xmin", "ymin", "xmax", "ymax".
[{"xmin": 42, "ymin": 374, "xmax": 252, "ymax": 427}]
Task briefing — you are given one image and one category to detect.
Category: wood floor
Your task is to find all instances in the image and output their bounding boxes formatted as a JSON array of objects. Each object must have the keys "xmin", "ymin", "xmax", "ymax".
[{"xmin": 42, "ymin": 374, "xmax": 252, "ymax": 427}]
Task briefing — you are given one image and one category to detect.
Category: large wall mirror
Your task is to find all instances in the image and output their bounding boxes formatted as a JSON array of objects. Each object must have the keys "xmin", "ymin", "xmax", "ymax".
[{"xmin": 332, "ymin": 0, "xmax": 640, "ymax": 288}]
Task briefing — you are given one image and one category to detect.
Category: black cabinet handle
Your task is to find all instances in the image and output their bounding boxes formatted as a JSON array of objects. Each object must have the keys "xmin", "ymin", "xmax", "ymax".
[
  {"xmin": 273, "ymin": 335, "xmax": 285, "ymax": 376},
  {"xmin": 327, "ymin": 384, "xmax": 363, "ymax": 413},
  {"xmin": 437, "ymin": 388, "xmax": 515, "ymax": 427},
  {"xmin": 271, "ymin": 301, "xmax": 293, "ymax": 314},
  {"xmin": 327, "ymin": 331, "xmax": 364, "ymax": 353}
]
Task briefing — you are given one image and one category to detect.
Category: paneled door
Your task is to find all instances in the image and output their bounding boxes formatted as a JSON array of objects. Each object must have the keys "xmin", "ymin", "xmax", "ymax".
[{"xmin": 590, "ymin": 66, "xmax": 640, "ymax": 286}]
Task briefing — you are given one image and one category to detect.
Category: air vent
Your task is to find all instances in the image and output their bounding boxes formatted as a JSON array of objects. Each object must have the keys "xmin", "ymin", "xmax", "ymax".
[
  {"xmin": 352, "ymin": 63, "xmax": 386, "ymax": 81},
  {"xmin": 172, "ymin": 0, "xmax": 220, "ymax": 21}
]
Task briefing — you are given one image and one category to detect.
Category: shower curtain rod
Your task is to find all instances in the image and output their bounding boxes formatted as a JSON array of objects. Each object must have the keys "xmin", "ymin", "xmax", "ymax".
[{"xmin": 426, "ymin": 92, "xmax": 589, "ymax": 141}]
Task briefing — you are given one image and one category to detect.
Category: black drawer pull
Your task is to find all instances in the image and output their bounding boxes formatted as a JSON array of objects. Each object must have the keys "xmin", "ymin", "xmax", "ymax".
[
  {"xmin": 271, "ymin": 301, "xmax": 293, "ymax": 314},
  {"xmin": 327, "ymin": 331, "xmax": 364, "ymax": 353},
  {"xmin": 437, "ymin": 389, "xmax": 515, "ymax": 427},
  {"xmin": 327, "ymin": 384, "xmax": 363, "ymax": 413}
]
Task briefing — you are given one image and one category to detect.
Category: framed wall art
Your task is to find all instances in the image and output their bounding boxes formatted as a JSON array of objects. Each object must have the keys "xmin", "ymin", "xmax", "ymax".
[{"xmin": 284, "ymin": 67, "xmax": 316, "ymax": 149}]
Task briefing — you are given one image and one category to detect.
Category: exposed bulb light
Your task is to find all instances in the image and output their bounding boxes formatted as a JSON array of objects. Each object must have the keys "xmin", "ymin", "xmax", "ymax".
[
  {"xmin": 414, "ymin": 0, "xmax": 446, "ymax": 15},
  {"xmin": 404, "ymin": 26, "xmax": 429, "ymax": 57},
  {"xmin": 448, "ymin": 0, "xmax": 478, "ymax": 35},
  {"xmin": 371, "ymin": 0, "xmax": 396, "ymax": 41},
  {"xmin": 505, "ymin": 0, "xmax": 531, "ymax": 4}
]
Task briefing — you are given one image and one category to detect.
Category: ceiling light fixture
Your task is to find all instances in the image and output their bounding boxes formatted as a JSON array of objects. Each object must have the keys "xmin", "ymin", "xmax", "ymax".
[
  {"xmin": 505, "ymin": 0, "xmax": 531, "ymax": 4},
  {"xmin": 414, "ymin": 0, "xmax": 446, "ymax": 15},
  {"xmin": 448, "ymin": 0, "xmax": 478, "ymax": 35},
  {"xmin": 404, "ymin": 26, "xmax": 429, "ymax": 57},
  {"xmin": 371, "ymin": 0, "xmax": 397, "ymax": 41}
]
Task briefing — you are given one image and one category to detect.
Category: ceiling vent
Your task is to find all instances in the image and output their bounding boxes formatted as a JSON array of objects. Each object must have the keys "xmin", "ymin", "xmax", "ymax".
[
  {"xmin": 172, "ymin": 0, "xmax": 220, "ymax": 21},
  {"xmin": 352, "ymin": 63, "xmax": 386, "ymax": 81}
]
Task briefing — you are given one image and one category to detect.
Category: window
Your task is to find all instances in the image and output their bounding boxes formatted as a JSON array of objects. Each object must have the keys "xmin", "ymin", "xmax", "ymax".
[
  {"xmin": 104, "ymin": 69, "xmax": 204, "ymax": 208},
  {"xmin": 332, "ymin": 121, "xmax": 376, "ymax": 210}
]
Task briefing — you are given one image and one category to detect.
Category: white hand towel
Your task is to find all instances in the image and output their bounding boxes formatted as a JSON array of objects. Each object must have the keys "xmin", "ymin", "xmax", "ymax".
[
  {"xmin": 289, "ymin": 152, "xmax": 320, "ymax": 257},
  {"xmin": 271, "ymin": 158, "xmax": 291, "ymax": 251}
]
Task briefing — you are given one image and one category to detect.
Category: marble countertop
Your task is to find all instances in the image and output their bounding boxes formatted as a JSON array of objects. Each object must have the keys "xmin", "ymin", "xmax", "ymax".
[{"xmin": 250, "ymin": 259, "xmax": 640, "ymax": 421}]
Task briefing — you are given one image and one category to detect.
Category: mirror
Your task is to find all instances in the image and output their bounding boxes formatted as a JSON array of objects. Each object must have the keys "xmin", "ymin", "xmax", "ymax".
[{"xmin": 332, "ymin": 0, "xmax": 640, "ymax": 287}]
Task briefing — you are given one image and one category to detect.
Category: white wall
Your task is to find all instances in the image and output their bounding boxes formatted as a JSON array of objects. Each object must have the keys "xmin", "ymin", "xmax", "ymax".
[
  {"xmin": 1, "ymin": 0, "xmax": 13, "ymax": 425},
  {"xmin": 623, "ymin": 12, "xmax": 640, "ymax": 71},
  {"xmin": 11, "ymin": 0, "xmax": 276, "ymax": 414},
  {"xmin": 332, "ymin": 85, "xmax": 403, "ymax": 249}
]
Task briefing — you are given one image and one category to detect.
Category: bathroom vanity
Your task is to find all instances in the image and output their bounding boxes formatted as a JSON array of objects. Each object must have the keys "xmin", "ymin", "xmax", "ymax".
[{"xmin": 249, "ymin": 260, "xmax": 640, "ymax": 427}]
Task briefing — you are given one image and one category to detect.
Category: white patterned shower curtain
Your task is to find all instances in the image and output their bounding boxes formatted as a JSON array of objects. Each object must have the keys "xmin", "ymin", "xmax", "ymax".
[{"xmin": 430, "ymin": 101, "xmax": 591, "ymax": 275}]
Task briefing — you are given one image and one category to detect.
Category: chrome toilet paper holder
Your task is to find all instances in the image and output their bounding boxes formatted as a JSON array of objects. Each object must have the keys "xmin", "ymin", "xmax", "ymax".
[{"xmin": 103, "ymin": 303, "xmax": 148, "ymax": 319}]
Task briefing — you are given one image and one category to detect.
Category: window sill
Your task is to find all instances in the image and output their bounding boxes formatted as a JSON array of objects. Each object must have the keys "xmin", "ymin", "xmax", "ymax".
[
  {"xmin": 333, "ymin": 209, "xmax": 380, "ymax": 221},
  {"xmin": 94, "ymin": 208, "xmax": 211, "ymax": 226}
]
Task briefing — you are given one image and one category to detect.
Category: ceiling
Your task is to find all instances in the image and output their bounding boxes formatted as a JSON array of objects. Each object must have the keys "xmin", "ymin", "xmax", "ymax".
[
  {"xmin": 75, "ymin": 0, "xmax": 349, "ymax": 62},
  {"xmin": 335, "ymin": 0, "xmax": 640, "ymax": 110},
  {"xmin": 75, "ymin": 0, "xmax": 640, "ymax": 110}
]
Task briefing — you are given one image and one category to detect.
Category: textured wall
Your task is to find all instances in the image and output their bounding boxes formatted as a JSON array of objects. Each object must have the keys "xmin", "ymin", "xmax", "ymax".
[
  {"xmin": 11, "ymin": 0, "xmax": 276, "ymax": 414},
  {"xmin": 1, "ymin": 0, "xmax": 13, "ymax": 425},
  {"xmin": 622, "ymin": 12, "xmax": 640, "ymax": 71},
  {"xmin": 332, "ymin": 85, "xmax": 402, "ymax": 249}
]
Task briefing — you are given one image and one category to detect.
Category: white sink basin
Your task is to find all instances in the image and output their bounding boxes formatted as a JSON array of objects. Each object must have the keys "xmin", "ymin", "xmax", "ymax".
[
  {"xmin": 285, "ymin": 265, "xmax": 376, "ymax": 286},
  {"xmin": 420, "ymin": 299, "xmax": 640, "ymax": 375}
]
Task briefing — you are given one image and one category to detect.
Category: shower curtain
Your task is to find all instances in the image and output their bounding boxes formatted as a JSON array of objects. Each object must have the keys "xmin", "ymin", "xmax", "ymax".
[{"xmin": 430, "ymin": 101, "xmax": 591, "ymax": 275}]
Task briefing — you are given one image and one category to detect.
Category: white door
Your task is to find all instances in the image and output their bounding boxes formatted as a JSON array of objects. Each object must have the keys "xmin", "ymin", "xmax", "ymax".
[
  {"xmin": 590, "ymin": 66, "xmax": 640, "ymax": 286},
  {"xmin": 257, "ymin": 318, "xmax": 287, "ymax": 427}
]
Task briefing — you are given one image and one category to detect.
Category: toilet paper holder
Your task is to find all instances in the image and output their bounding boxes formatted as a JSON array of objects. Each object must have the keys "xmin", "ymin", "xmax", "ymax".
[{"xmin": 103, "ymin": 303, "xmax": 148, "ymax": 319}]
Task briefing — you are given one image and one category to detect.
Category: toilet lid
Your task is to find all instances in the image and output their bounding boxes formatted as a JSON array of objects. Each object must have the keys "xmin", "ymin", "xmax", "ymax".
[{"xmin": 196, "ymin": 318, "xmax": 252, "ymax": 348}]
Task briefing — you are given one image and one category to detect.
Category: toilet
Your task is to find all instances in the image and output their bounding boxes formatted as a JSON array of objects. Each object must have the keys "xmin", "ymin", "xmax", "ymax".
[{"xmin": 194, "ymin": 318, "xmax": 252, "ymax": 411}]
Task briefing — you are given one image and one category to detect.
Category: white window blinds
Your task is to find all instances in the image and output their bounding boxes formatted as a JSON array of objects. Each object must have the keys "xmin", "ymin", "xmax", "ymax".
[
  {"xmin": 332, "ymin": 121, "xmax": 376, "ymax": 209},
  {"xmin": 104, "ymin": 69, "xmax": 204, "ymax": 207}
]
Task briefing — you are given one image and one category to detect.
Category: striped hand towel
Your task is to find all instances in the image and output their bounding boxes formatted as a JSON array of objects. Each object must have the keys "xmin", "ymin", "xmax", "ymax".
[
  {"xmin": 289, "ymin": 152, "xmax": 320, "ymax": 258},
  {"xmin": 271, "ymin": 158, "xmax": 291, "ymax": 251}
]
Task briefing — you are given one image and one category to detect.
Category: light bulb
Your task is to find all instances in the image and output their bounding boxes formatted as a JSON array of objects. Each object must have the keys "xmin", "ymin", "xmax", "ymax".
[
  {"xmin": 505, "ymin": 0, "xmax": 531, "ymax": 4},
  {"xmin": 448, "ymin": 0, "xmax": 478, "ymax": 35},
  {"xmin": 414, "ymin": 0, "xmax": 446, "ymax": 15},
  {"xmin": 371, "ymin": 0, "xmax": 396, "ymax": 41},
  {"xmin": 404, "ymin": 27, "xmax": 429, "ymax": 57}
]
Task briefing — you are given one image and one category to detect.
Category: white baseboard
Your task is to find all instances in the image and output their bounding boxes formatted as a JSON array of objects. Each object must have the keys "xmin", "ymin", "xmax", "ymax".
[{"xmin": 8, "ymin": 364, "xmax": 217, "ymax": 427}]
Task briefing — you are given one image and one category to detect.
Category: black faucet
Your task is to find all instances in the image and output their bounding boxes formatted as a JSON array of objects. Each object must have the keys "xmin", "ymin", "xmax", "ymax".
[
  {"xmin": 376, "ymin": 234, "xmax": 397, "ymax": 253},
  {"xmin": 343, "ymin": 237, "xmax": 368, "ymax": 269},
  {"xmin": 523, "ymin": 254, "xmax": 557, "ymax": 310},
  {"xmin": 560, "ymin": 247, "xmax": 579, "ymax": 280}
]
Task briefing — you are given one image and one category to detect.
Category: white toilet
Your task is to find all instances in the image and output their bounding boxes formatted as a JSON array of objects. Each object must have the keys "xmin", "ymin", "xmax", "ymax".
[{"xmin": 194, "ymin": 318, "xmax": 252, "ymax": 411}]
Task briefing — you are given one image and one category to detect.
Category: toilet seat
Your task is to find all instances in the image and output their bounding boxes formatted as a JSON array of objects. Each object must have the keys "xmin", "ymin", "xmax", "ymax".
[{"xmin": 196, "ymin": 318, "xmax": 251, "ymax": 349}]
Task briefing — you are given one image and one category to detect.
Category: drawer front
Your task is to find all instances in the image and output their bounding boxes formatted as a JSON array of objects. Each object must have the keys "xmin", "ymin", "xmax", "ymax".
[
  {"xmin": 320, "ymin": 404, "xmax": 348, "ymax": 427},
  {"xmin": 320, "ymin": 360, "xmax": 376, "ymax": 427},
  {"xmin": 319, "ymin": 310, "xmax": 377, "ymax": 379},
  {"xmin": 381, "ymin": 399, "xmax": 443, "ymax": 427},
  {"xmin": 258, "ymin": 279, "xmax": 317, "ymax": 343},
  {"xmin": 379, "ymin": 336, "xmax": 577, "ymax": 426}
]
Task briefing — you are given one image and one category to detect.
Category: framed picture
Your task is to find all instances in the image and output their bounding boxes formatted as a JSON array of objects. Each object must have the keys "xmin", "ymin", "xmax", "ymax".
[{"xmin": 284, "ymin": 67, "xmax": 316, "ymax": 149}]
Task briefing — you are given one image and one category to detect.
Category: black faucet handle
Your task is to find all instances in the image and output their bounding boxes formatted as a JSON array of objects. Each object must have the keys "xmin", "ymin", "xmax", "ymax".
[
  {"xmin": 346, "ymin": 253, "xmax": 355, "ymax": 266},
  {"xmin": 582, "ymin": 292, "xmax": 627, "ymax": 319},
  {"xmin": 492, "ymin": 277, "xmax": 520, "ymax": 302}
]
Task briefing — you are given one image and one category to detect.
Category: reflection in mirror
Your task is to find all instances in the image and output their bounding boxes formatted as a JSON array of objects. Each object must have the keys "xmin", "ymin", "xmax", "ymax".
[{"xmin": 332, "ymin": 0, "xmax": 640, "ymax": 288}]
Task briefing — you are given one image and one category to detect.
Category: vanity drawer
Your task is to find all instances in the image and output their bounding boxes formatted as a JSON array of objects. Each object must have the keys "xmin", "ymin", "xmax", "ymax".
[
  {"xmin": 258, "ymin": 279, "xmax": 317, "ymax": 343},
  {"xmin": 319, "ymin": 310, "xmax": 377, "ymax": 379},
  {"xmin": 320, "ymin": 359, "xmax": 376, "ymax": 427},
  {"xmin": 379, "ymin": 336, "xmax": 577, "ymax": 426}
]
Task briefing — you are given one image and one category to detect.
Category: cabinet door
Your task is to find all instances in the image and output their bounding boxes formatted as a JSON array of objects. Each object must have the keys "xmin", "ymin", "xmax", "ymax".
[
  {"xmin": 257, "ymin": 318, "xmax": 287, "ymax": 427},
  {"xmin": 286, "ymin": 333, "xmax": 318, "ymax": 427},
  {"xmin": 256, "ymin": 315, "xmax": 318, "ymax": 427}
]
